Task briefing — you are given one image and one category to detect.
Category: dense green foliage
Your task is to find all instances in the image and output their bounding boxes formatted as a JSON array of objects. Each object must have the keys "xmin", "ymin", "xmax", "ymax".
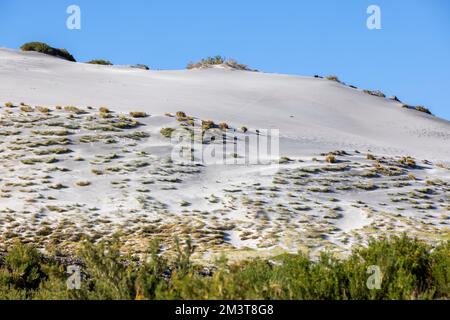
[
  {"xmin": 0, "ymin": 235, "xmax": 448, "ymax": 300},
  {"xmin": 20, "ymin": 42, "xmax": 76, "ymax": 62}
]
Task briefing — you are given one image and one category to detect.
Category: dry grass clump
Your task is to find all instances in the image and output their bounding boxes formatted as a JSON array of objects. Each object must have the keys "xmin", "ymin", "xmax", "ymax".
[
  {"xmin": 0, "ymin": 130, "xmax": 21, "ymax": 136},
  {"xmin": 435, "ymin": 162, "xmax": 449, "ymax": 170},
  {"xmin": 218, "ymin": 122, "xmax": 229, "ymax": 131},
  {"xmin": 112, "ymin": 116, "xmax": 141, "ymax": 129},
  {"xmin": 372, "ymin": 162, "xmax": 403, "ymax": 176},
  {"xmin": 202, "ymin": 120, "xmax": 215, "ymax": 130},
  {"xmin": 21, "ymin": 157, "xmax": 58, "ymax": 165},
  {"xmin": 49, "ymin": 183, "xmax": 67, "ymax": 190},
  {"xmin": 64, "ymin": 106, "xmax": 85, "ymax": 114},
  {"xmin": 36, "ymin": 106, "xmax": 50, "ymax": 114},
  {"xmin": 33, "ymin": 147, "xmax": 72, "ymax": 155},
  {"xmin": 4, "ymin": 102, "xmax": 14, "ymax": 108},
  {"xmin": 99, "ymin": 107, "xmax": 112, "ymax": 119},
  {"xmin": 129, "ymin": 111, "xmax": 148, "ymax": 118},
  {"xmin": 91, "ymin": 169, "xmax": 104, "ymax": 176},
  {"xmin": 367, "ymin": 154, "xmax": 376, "ymax": 160},
  {"xmin": 187, "ymin": 55, "xmax": 252, "ymax": 71},
  {"xmin": 31, "ymin": 129, "xmax": 69, "ymax": 136},
  {"xmin": 325, "ymin": 154, "xmax": 337, "ymax": 163},
  {"xmin": 99, "ymin": 112, "xmax": 113, "ymax": 119},
  {"xmin": 224, "ymin": 59, "xmax": 253, "ymax": 71},
  {"xmin": 176, "ymin": 111, "xmax": 187, "ymax": 118},
  {"xmin": 76, "ymin": 181, "xmax": 91, "ymax": 187},
  {"xmin": 407, "ymin": 173, "xmax": 417, "ymax": 181},
  {"xmin": 398, "ymin": 156, "xmax": 416, "ymax": 168},
  {"xmin": 180, "ymin": 200, "xmax": 191, "ymax": 207},
  {"xmin": 160, "ymin": 128, "xmax": 176, "ymax": 138},
  {"xmin": 355, "ymin": 182, "xmax": 378, "ymax": 190},
  {"xmin": 187, "ymin": 55, "xmax": 225, "ymax": 69},
  {"xmin": 176, "ymin": 111, "xmax": 189, "ymax": 122},
  {"xmin": 325, "ymin": 75, "xmax": 340, "ymax": 82},
  {"xmin": 363, "ymin": 90, "xmax": 386, "ymax": 98},
  {"xmin": 20, "ymin": 105, "xmax": 34, "ymax": 112}
]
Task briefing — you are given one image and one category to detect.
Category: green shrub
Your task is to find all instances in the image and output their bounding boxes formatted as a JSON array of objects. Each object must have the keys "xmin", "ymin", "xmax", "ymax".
[
  {"xmin": 401, "ymin": 104, "xmax": 433, "ymax": 115},
  {"xmin": 0, "ymin": 235, "xmax": 448, "ymax": 300},
  {"xmin": 87, "ymin": 59, "xmax": 113, "ymax": 66},
  {"xmin": 20, "ymin": 42, "xmax": 76, "ymax": 62},
  {"xmin": 78, "ymin": 241, "xmax": 136, "ymax": 300},
  {"xmin": 0, "ymin": 242, "xmax": 45, "ymax": 290},
  {"xmin": 430, "ymin": 242, "xmax": 450, "ymax": 297},
  {"xmin": 414, "ymin": 106, "xmax": 432, "ymax": 115},
  {"xmin": 363, "ymin": 89, "xmax": 386, "ymax": 98}
]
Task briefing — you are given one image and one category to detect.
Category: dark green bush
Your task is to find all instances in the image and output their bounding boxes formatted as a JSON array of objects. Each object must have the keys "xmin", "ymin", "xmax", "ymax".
[
  {"xmin": 0, "ymin": 241, "xmax": 45, "ymax": 290},
  {"xmin": 20, "ymin": 42, "xmax": 76, "ymax": 62},
  {"xmin": 0, "ymin": 235, "xmax": 448, "ymax": 300}
]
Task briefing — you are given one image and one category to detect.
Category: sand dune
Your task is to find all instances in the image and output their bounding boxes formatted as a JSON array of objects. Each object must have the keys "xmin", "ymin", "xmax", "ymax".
[
  {"xmin": 1, "ymin": 48, "xmax": 449, "ymax": 161},
  {"xmin": 0, "ymin": 48, "xmax": 448, "ymax": 259}
]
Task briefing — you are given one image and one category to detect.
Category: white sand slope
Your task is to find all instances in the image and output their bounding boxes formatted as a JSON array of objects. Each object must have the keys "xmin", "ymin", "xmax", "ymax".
[
  {"xmin": 0, "ymin": 48, "xmax": 448, "ymax": 259},
  {"xmin": 1, "ymin": 48, "xmax": 449, "ymax": 161}
]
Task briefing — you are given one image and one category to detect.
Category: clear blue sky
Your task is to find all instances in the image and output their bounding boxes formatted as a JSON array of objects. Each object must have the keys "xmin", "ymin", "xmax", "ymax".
[{"xmin": 1, "ymin": 0, "xmax": 449, "ymax": 120}]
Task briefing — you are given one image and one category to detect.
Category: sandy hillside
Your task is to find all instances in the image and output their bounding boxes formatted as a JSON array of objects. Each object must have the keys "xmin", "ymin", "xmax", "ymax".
[
  {"xmin": 1, "ymin": 48, "xmax": 449, "ymax": 160},
  {"xmin": 0, "ymin": 48, "xmax": 449, "ymax": 260}
]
